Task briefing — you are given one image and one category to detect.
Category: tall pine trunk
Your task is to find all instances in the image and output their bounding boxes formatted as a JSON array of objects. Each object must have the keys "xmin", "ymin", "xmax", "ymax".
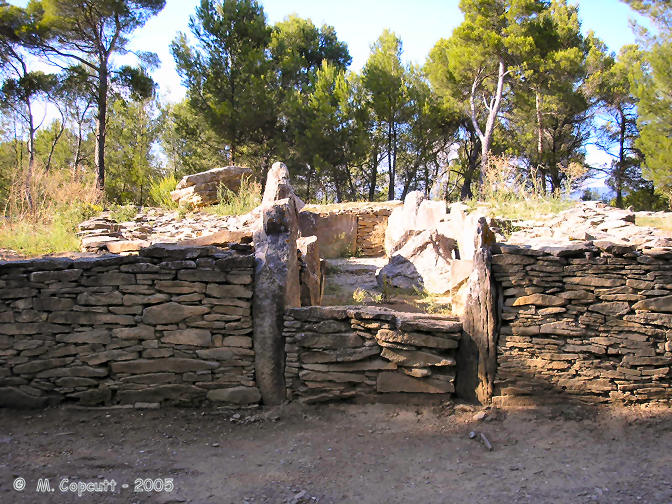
[
  {"xmin": 616, "ymin": 108, "xmax": 626, "ymax": 208},
  {"xmin": 94, "ymin": 61, "xmax": 108, "ymax": 190},
  {"xmin": 25, "ymin": 95, "xmax": 35, "ymax": 210},
  {"xmin": 387, "ymin": 121, "xmax": 395, "ymax": 200},
  {"xmin": 368, "ymin": 146, "xmax": 378, "ymax": 201}
]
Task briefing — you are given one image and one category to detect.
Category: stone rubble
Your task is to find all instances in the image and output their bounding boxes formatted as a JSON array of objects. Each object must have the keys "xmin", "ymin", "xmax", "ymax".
[
  {"xmin": 78, "ymin": 208, "xmax": 256, "ymax": 254},
  {"xmin": 504, "ymin": 201, "xmax": 672, "ymax": 251}
]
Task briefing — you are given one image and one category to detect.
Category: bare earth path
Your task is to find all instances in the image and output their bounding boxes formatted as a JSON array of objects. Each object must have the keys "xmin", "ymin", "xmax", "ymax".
[{"xmin": 1, "ymin": 401, "xmax": 672, "ymax": 503}]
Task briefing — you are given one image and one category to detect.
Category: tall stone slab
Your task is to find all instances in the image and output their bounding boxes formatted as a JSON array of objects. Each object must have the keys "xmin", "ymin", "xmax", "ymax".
[
  {"xmin": 262, "ymin": 161, "xmax": 305, "ymax": 211},
  {"xmin": 456, "ymin": 222, "xmax": 500, "ymax": 404},
  {"xmin": 297, "ymin": 236, "xmax": 323, "ymax": 306},
  {"xmin": 253, "ymin": 164, "xmax": 302, "ymax": 405}
]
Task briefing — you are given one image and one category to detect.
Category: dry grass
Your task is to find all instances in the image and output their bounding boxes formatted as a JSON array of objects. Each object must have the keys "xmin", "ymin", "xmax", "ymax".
[
  {"xmin": 469, "ymin": 156, "xmax": 577, "ymax": 220},
  {"xmin": 205, "ymin": 176, "xmax": 262, "ymax": 217},
  {"xmin": 0, "ymin": 166, "xmax": 101, "ymax": 257},
  {"xmin": 636, "ymin": 214, "xmax": 672, "ymax": 234}
]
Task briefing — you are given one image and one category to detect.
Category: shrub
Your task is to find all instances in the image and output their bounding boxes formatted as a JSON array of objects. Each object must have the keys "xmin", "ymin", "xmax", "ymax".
[
  {"xmin": 148, "ymin": 174, "xmax": 178, "ymax": 208},
  {"xmin": 108, "ymin": 204, "xmax": 138, "ymax": 223}
]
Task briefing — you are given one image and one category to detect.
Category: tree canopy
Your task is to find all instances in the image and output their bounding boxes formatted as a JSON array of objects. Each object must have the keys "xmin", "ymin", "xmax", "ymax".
[{"xmin": 0, "ymin": 0, "xmax": 669, "ymax": 212}]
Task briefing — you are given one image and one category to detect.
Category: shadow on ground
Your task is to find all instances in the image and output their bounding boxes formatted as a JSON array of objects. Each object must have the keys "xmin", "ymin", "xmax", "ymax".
[{"xmin": 1, "ymin": 398, "xmax": 671, "ymax": 504}]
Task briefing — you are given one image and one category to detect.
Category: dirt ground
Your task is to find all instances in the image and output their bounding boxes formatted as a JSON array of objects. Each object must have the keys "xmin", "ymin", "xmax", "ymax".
[{"xmin": 1, "ymin": 400, "xmax": 672, "ymax": 504}]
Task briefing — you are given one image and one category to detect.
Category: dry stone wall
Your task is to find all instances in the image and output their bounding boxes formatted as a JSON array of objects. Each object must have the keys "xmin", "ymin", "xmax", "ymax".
[
  {"xmin": 300, "ymin": 202, "xmax": 401, "ymax": 258},
  {"xmin": 284, "ymin": 306, "xmax": 461, "ymax": 403},
  {"xmin": 0, "ymin": 244, "xmax": 260, "ymax": 408},
  {"xmin": 492, "ymin": 243, "xmax": 672, "ymax": 404}
]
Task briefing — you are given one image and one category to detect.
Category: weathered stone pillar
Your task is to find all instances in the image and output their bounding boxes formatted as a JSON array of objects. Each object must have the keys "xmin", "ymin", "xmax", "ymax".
[
  {"xmin": 252, "ymin": 162, "xmax": 302, "ymax": 405},
  {"xmin": 456, "ymin": 218, "xmax": 500, "ymax": 404}
]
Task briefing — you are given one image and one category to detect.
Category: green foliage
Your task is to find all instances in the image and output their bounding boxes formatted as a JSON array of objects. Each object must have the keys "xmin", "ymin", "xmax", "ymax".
[
  {"xmin": 108, "ymin": 204, "xmax": 137, "ymax": 223},
  {"xmin": 631, "ymin": 40, "xmax": 672, "ymax": 207},
  {"xmin": 148, "ymin": 174, "xmax": 178, "ymax": 208},
  {"xmin": 270, "ymin": 14, "xmax": 351, "ymax": 92},
  {"xmin": 19, "ymin": 0, "xmax": 165, "ymax": 188},
  {"xmin": 288, "ymin": 60, "xmax": 367, "ymax": 202},
  {"xmin": 104, "ymin": 96, "xmax": 163, "ymax": 205},
  {"xmin": 620, "ymin": 186, "xmax": 670, "ymax": 211},
  {"xmin": 0, "ymin": 218, "xmax": 78, "ymax": 256},
  {"xmin": 207, "ymin": 176, "xmax": 261, "ymax": 216},
  {"xmin": 171, "ymin": 0, "xmax": 273, "ymax": 169},
  {"xmin": 362, "ymin": 30, "xmax": 409, "ymax": 200},
  {"xmin": 379, "ymin": 275, "xmax": 393, "ymax": 304},
  {"xmin": 0, "ymin": 193, "xmax": 102, "ymax": 257},
  {"xmin": 160, "ymin": 100, "xmax": 229, "ymax": 177}
]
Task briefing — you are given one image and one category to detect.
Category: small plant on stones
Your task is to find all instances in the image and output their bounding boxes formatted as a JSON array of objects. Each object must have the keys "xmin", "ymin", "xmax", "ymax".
[
  {"xmin": 109, "ymin": 204, "xmax": 138, "ymax": 223},
  {"xmin": 380, "ymin": 275, "xmax": 393, "ymax": 303},
  {"xmin": 352, "ymin": 288, "xmax": 367, "ymax": 304},
  {"xmin": 351, "ymin": 287, "xmax": 384, "ymax": 305}
]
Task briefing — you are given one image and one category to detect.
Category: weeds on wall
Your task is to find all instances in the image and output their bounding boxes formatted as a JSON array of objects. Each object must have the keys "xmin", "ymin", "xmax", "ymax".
[{"xmin": 412, "ymin": 286, "xmax": 452, "ymax": 315}]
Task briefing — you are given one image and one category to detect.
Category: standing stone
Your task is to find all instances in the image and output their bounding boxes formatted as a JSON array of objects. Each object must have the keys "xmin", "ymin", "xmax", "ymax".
[
  {"xmin": 297, "ymin": 236, "xmax": 323, "ymax": 306},
  {"xmin": 254, "ymin": 167, "xmax": 302, "ymax": 404},
  {"xmin": 384, "ymin": 191, "xmax": 426, "ymax": 255},
  {"xmin": 261, "ymin": 162, "xmax": 305, "ymax": 211},
  {"xmin": 457, "ymin": 245, "xmax": 500, "ymax": 404}
]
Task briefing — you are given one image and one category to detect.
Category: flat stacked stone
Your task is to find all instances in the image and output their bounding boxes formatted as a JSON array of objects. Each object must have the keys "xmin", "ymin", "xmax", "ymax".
[
  {"xmin": 504, "ymin": 201, "xmax": 672, "ymax": 252},
  {"xmin": 170, "ymin": 166, "xmax": 253, "ymax": 207},
  {"xmin": 492, "ymin": 241, "xmax": 672, "ymax": 404},
  {"xmin": 0, "ymin": 244, "xmax": 260, "ymax": 408},
  {"xmin": 78, "ymin": 208, "xmax": 253, "ymax": 254},
  {"xmin": 283, "ymin": 306, "xmax": 461, "ymax": 403}
]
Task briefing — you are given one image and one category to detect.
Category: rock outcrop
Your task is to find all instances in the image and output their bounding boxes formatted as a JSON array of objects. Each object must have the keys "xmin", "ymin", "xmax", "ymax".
[
  {"xmin": 378, "ymin": 230, "xmax": 458, "ymax": 293},
  {"xmin": 384, "ymin": 191, "xmax": 447, "ymax": 255},
  {"xmin": 170, "ymin": 166, "xmax": 253, "ymax": 207},
  {"xmin": 378, "ymin": 192, "xmax": 491, "ymax": 296}
]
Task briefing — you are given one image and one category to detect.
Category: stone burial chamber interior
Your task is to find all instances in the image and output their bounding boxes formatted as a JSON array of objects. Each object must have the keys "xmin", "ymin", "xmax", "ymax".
[{"xmin": 1, "ymin": 162, "xmax": 672, "ymax": 409}]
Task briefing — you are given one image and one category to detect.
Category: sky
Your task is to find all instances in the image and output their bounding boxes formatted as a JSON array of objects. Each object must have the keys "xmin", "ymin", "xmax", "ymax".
[
  {"xmin": 122, "ymin": 0, "xmax": 646, "ymax": 104},
  {"xmin": 8, "ymin": 0, "xmax": 646, "ymax": 105}
]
